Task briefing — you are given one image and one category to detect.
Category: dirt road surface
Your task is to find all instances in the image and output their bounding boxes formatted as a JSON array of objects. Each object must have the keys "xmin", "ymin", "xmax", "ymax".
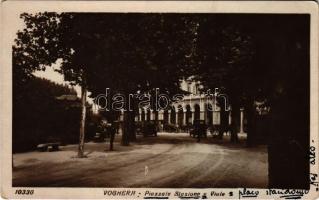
[{"xmin": 13, "ymin": 132, "xmax": 268, "ymax": 188}]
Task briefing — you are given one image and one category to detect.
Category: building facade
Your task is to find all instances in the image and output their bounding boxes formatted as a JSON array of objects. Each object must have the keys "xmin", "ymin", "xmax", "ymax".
[{"xmin": 134, "ymin": 79, "xmax": 226, "ymax": 129}]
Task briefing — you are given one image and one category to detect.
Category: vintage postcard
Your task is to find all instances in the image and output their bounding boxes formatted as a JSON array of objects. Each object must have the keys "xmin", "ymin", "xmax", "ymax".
[{"xmin": 1, "ymin": 1, "xmax": 318, "ymax": 199}]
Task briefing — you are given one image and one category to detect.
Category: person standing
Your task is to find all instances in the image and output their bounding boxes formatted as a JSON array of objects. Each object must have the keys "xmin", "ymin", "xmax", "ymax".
[{"xmin": 106, "ymin": 122, "xmax": 116, "ymax": 151}]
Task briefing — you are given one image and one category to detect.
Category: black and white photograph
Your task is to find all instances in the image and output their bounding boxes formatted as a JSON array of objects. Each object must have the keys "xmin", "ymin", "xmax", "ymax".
[{"xmin": 1, "ymin": 1, "xmax": 318, "ymax": 199}]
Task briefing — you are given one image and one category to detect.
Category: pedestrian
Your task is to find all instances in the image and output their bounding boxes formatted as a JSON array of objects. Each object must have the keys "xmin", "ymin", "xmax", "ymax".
[
  {"xmin": 108, "ymin": 122, "xmax": 116, "ymax": 151},
  {"xmin": 196, "ymin": 121, "xmax": 206, "ymax": 142},
  {"xmin": 197, "ymin": 130, "xmax": 201, "ymax": 142}
]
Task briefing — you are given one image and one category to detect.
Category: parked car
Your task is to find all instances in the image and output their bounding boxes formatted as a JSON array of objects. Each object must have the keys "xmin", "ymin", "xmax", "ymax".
[
  {"xmin": 163, "ymin": 124, "xmax": 178, "ymax": 132},
  {"xmin": 135, "ymin": 122, "xmax": 144, "ymax": 135},
  {"xmin": 94, "ymin": 132, "xmax": 105, "ymax": 142},
  {"xmin": 142, "ymin": 120, "xmax": 158, "ymax": 137},
  {"xmin": 93, "ymin": 124, "xmax": 108, "ymax": 142},
  {"xmin": 190, "ymin": 120, "xmax": 207, "ymax": 138}
]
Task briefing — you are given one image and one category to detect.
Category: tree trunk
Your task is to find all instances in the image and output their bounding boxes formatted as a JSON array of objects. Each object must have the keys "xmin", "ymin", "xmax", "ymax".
[
  {"xmin": 218, "ymin": 109, "xmax": 228, "ymax": 140},
  {"xmin": 245, "ymin": 98, "xmax": 255, "ymax": 147},
  {"xmin": 121, "ymin": 111, "xmax": 130, "ymax": 146},
  {"xmin": 230, "ymin": 105, "xmax": 239, "ymax": 143},
  {"xmin": 128, "ymin": 111, "xmax": 136, "ymax": 141},
  {"xmin": 78, "ymin": 85, "xmax": 87, "ymax": 158}
]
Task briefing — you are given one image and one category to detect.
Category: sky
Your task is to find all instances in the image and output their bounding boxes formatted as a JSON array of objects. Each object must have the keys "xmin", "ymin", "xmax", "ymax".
[
  {"xmin": 13, "ymin": 13, "xmax": 95, "ymax": 106},
  {"xmin": 33, "ymin": 64, "xmax": 95, "ymax": 105},
  {"xmin": 33, "ymin": 62, "xmax": 81, "ymax": 97}
]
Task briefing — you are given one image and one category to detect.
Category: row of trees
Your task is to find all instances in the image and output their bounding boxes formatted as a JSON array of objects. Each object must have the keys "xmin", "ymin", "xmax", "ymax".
[
  {"xmin": 13, "ymin": 12, "xmax": 308, "ymax": 149},
  {"xmin": 14, "ymin": 13, "xmax": 255, "ymax": 151},
  {"xmin": 14, "ymin": 13, "xmax": 309, "ymax": 188},
  {"xmin": 14, "ymin": 13, "xmax": 199, "ymax": 156}
]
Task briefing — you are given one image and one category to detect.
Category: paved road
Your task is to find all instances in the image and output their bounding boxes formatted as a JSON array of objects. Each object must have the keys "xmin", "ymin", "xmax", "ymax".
[{"xmin": 13, "ymin": 132, "xmax": 268, "ymax": 188}]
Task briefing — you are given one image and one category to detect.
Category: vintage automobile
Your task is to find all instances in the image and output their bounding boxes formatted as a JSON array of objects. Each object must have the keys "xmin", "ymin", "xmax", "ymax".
[
  {"xmin": 135, "ymin": 122, "xmax": 144, "ymax": 135},
  {"xmin": 94, "ymin": 132, "xmax": 106, "ymax": 142},
  {"xmin": 94, "ymin": 123, "xmax": 109, "ymax": 142},
  {"xmin": 163, "ymin": 124, "xmax": 178, "ymax": 132},
  {"xmin": 142, "ymin": 120, "xmax": 158, "ymax": 137},
  {"xmin": 189, "ymin": 120, "xmax": 207, "ymax": 138}
]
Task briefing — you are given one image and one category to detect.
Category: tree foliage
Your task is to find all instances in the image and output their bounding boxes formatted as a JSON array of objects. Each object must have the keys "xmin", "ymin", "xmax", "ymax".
[
  {"xmin": 13, "ymin": 12, "xmax": 199, "ymax": 146},
  {"xmin": 13, "ymin": 77, "xmax": 81, "ymax": 152}
]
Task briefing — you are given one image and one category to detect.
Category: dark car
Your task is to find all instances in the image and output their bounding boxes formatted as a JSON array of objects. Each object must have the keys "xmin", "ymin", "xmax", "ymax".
[
  {"xmin": 190, "ymin": 120, "xmax": 207, "ymax": 138},
  {"xmin": 135, "ymin": 122, "xmax": 144, "ymax": 135},
  {"xmin": 94, "ymin": 124, "xmax": 109, "ymax": 142},
  {"xmin": 163, "ymin": 124, "xmax": 178, "ymax": 132},
  {"xmin": 142, "ymin": 120, "xmax": 158, "ymax": 137}
]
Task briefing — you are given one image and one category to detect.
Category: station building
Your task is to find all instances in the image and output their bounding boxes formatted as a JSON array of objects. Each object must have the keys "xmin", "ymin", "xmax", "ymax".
[{"xmin": 134, "ymin": 79, "xmax": 226, "ymax": 129}]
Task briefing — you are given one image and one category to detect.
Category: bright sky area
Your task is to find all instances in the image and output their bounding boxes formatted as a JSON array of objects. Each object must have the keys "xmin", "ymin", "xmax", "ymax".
[{"xmin": 13, "ymin": 13, "xmax": 95, "ymax": 105}]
